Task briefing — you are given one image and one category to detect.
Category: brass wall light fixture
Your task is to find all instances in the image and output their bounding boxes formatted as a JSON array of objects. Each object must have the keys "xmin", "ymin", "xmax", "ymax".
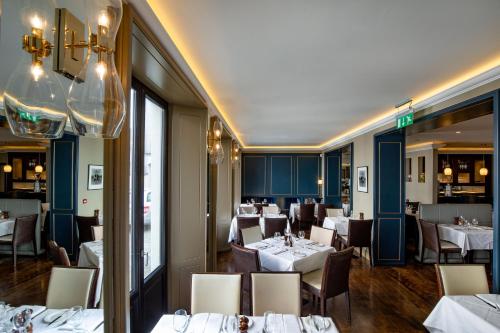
[
  {"xmin": 208, "ymin": 117, "xmax": 224, "ymax": 165},
  {"xmin": 231, "ymin": 140, "xmax": 240, "ymax": 167}
]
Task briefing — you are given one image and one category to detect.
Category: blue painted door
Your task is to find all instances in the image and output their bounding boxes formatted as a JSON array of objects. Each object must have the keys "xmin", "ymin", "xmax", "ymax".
[
  {"xmin": 374, "ymin": 129, "xmax": 405, "ymax": 265},
  {"xmin": 324, "ymin": 149, "xmax": 341, "ymax": 206},
  {"xmin": 50, "ymin": 134, "xmax": 78, "ymax": 259}
]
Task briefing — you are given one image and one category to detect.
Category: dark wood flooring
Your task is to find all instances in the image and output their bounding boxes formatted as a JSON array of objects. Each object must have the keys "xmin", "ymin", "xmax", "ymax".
[{"xmin": 218, "ymin": 250, "xmax": 439, "ymax": 333}]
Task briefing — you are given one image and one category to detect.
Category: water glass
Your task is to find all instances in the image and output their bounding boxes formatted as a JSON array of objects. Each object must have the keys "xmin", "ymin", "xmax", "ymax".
[
  {"xmin": 472, "ymin": 218, "xmax": 479, "ymax": 226},
  {"xmin": 173, "ymin": 309, "xmax": 188, "ymax": 332},
  {"xmin": 298, "ymin": 230, "xmax": 305, "ymax": 240},
  {"xmin": 11, "ymin": 308, "xmax": 33, "ymax": 333},
  {"xmin": 311, "ymin": 315, "xmax": 327, "ymax": 333},
  {"xmin": 274, "ymin": 232, "xmax": 281, "ymax": 241}
]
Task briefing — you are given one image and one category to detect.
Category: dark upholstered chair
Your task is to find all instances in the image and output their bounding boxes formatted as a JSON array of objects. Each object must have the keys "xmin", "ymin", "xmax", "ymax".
[
  {"xmin": 0, "ymin": 214, "xmax": 38, "ymax": 267},
  {"xmin": 339, "ymin": 219, "xmax": 373, "ymax": 264},
  {"xmin": 236, "ymin": 216, "xmax": 260, "ymax": 245},
  {"xmin": 296, "ymin": 203, "xmax": 316, "ymax": 230},
  {"xmin": 418, "ymin": 219, "xmax": 462, "ymax": 264},
  {"xmin": 76, "ymin": 215, "xmax": 99, "ymax": 245},
  {"xmin": 231, "ymin": 243, "xmax": 261, "ymax": 308},
  {"xmin": 264, "ymin": 217, "xmax": 288, "ymax": 239},
  {"xmin": 48, "ymin": 240, "xmax": 71, "ymax": 267},
  {"xmin": 302, "ymin": 247, "xmax": 355, "ymax": 320},
  {"xmin": 317, "ymin": 204, "xmax": 334, "ymax": 226}
]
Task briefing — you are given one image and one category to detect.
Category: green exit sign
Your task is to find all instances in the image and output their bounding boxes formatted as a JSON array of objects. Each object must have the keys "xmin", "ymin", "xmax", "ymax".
[{"xmin": 397, "ymin": 113, "xmax": 414, "ymax": 129}]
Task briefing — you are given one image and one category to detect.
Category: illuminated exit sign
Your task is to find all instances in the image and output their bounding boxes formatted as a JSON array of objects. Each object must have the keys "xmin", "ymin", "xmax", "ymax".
[{"xmin": 396, "ymin": 113, "xmax": 413, "ymax": 129}]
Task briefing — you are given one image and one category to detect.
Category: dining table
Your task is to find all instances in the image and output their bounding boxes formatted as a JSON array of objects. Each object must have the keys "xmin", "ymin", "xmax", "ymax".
[
  {"xmin": 246, "ymin": 237, "xmax": 335, "ymax": 273},
  {"xmin": 78, "ymin": 240, "xmax": 103, "ymax": 307},
  {"xmin": 322, "ymin": 216, "xmax": 349, "ymax": 236},
  {"xmin": 0, "ymin": 305, "xmax": 104, "ymax": 332},
  {"xmin": 289, "ymin": 203, "xmax": 319, "ymax": 223},
  {"xmin": 151, "ymin": 313, "xmax": 339, "ymax": 333},
  {"xmin": 0, "ymin": 218, "xmax": 15, "ymax": 237},
  {"xmin": 227, "ymin": 214, "xmax": 291, "ymax": 243},
  {"xmin": 424, "ymin": 294, "xmax": 500, "ymax": 333},
  {"xmin": 438, "ymin": 224, "xmax": 493, "ymax": 256}
]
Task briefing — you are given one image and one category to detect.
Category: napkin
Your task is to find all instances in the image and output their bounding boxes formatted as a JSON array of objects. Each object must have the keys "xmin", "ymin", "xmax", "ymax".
[
  {"xmin": 476, "ymin": 294, "xmax": 500, "ymax": 309},
  {"xmin": 58, "ymin": 309, "xmax": 104, "ymax": 332},
  {"xmin": 185, "ymin": 313, "xmax": 224, "ymax": 333}
]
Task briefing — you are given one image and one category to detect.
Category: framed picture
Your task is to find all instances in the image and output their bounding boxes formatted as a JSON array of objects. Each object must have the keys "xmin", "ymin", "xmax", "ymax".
[
  {"xmin": 88, "ymin": 165, "xmax": 104, "ymax": 190},
  {"xmin": 357, "ymin": 166, "xmax": 368, "ymax": 193}
]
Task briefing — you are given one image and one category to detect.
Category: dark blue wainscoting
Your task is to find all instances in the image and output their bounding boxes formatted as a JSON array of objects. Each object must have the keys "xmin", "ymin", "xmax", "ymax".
[
  {"xmin": 324, "ymin": 150, "xmax": 341, "ymax": 207},
  {"xmin": 50, "ymin": 134, "xmax": 79, "ymax": 259},
  {"xmin": 373, "ymin": 130, "xmax": 405, "ymax": 266},
  {"xmin": 242, "ymin": 153, "xmax": 321, "ymax": 199}
]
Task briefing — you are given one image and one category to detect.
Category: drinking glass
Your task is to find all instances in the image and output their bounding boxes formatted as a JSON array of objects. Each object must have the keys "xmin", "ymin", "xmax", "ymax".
[
  {"xmin": 298, "ymin": 230, "xmax": 305, "ymax": 240},
  {"xmin": 173, "ymin": 309, "xmax": 188, "ymax": 332},
  {"xmin": 11, "ymin": 308, "xmax": 32, "ymax": 333},
  {"xmin": 274, "ymin": 232, "xmax": 281, "ymax": 241},
  {"xmin": 472, "ymin": 218, "xmax": 479, "ymax": 227},
  {"xmin": 311, "ymin": 315, "xmax": 326, "ymax": 333},
  {"xmin": 66, "ymin": 306, "xmax": 85, "ymax": 332}
]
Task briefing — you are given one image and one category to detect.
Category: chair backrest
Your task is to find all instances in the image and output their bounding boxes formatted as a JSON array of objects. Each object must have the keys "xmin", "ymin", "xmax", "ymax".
[
  {"xmin": 253, "ymin": 203, "xmax": 263, "ymax": 215},
  {"xmin": 347, "ymin": 219, "xmax": 373, "ymax": 247},
  {"xmin": 241, "ymin": 225, "xmax": 263, "ymax": 246},
  {"xmin": 317, "ymin": 204, "xmax": 334, "ymax": 223},
  {"xmin": 326, "ymin": 208, "xmax": 344, "ymax": 218},
  {"xmin": 310, "ymin": 225, "xmax": 335, "ymax": 246},
  {"xmin": 239, "ymin": 206, "xmax": 256, "ymax": 214},
  {"xmin": 13, "ymin": 214, "xmax": 38, "ymax": 246},
  {"xmin": 322, "ymin": 247, "xmax": 354, "ymax": 298},
  {"xmin": 231, "ymin": 243, "xmax": 260, "ymax": 292},
  {"xmin": 262, "ymin": 206, "xmax": 280, "ymax": 215},
  {"xmin": 191, "ymin": 273, "xmax": 242, "ymax": 315},
  {"xmin": 46, "ymin": 266, "xmax": 98, "ymax": 309},
  {"xmin": 48, "ymin": 240, "xmax": 71, "ymax": 267},
  {"xmin": 435, "ymin": 264, "xmax": 489, "ymax": 298},
  {"xmin": 418, "ymin": 220, "xmax": 440, "ymax": 253},
  {"xmin": 251, "ymin": 272, "xmax": 301, "ymax": 316},
  {"xmin": 263, "ymin": 217, "xmax": 288, "ymax": 238},
  {"xmin": 236, "ymin": 216, "xmax": 260, "ymax": 244},
  {"xmin": 299, "ymin": 203, "xmax": 315, "ymax": 222},
  {"xmin": 91, "ymin": 225, "xmax": 104, "ymax": 241},
  {"xmin": 76, "ymin": 215, "xmax": 100, "ymax": 244},
  {"xmin": 41, "ymin": 203, "xmax": 50, "ymax": 231}
]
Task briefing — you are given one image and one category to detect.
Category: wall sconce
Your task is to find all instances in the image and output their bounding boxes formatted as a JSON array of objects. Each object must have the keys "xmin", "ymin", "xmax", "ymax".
[
  {"xmin": 231, "ymin": 141, "xmax": 240, "ymax": 167},
  {"xmin": 3, "ymin": 1, "xmax": 126, "ymax": 139},
  {"xmin": 208, "ymin": 117, "xmax": 224, "ymax": 165},
  {"xmin": 317, "ymin": 178, "xmax": 324, "ymax": 185}
]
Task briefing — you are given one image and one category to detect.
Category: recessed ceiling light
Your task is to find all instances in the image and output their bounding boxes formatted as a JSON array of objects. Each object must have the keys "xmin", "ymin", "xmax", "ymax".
[{"xmin": 455, "ymin": 131, "xmax": 461, "ymax": 134}]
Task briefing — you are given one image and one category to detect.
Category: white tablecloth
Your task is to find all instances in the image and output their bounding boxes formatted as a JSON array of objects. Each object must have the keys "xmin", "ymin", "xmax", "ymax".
[
  {"xmin": 438, "ymin": 224, "xmax": 494, "ymax": 256},
  {"xmin": 289, "ymin": 203, "xmax": 319, "ymax": 223},
  {"xmin": 78, "ymin": 240, "xmax": 103, "ymax": 307},
  {"xmin": 152, "ymin": 313, "xmax": 339, "ymax": 333},
  {"xmin": 246, "ymin": 238, "xmax": 335, "ymax": 273},
  {"xmin": 323, "ymin": 216, "xmax": 349, "ymax": 236},
  {"xmin": 0, "ymin": 218, "xmax": 15, "ymax": 236},
  {"xmin": 228, "ymin": 214, "xmax": 290, "ymax": 243},
  {"xmin": 424, "ymin": 295, "xmax": 500, "ymax": 333}
]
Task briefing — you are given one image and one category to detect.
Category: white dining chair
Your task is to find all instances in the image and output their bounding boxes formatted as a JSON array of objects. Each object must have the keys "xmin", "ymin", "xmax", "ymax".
[
  {"xmin": 262, "ymin": 206, "xmax": 280, "ymax": 215},
  {"xmin": 326, "ymin": 208, "xmax": 344, "ymax": 218},
  {"xmin": 91, "ymin": 225, "xmax": 104, "ymax": 241},
  {"xmin": 310, "ymin": 225, "xmax": 335, "ymax": 246},
  {"xmin": 46, "ymin": 267, "xmax": 98, "ymax": 309},
  {"xmin": 241, "ymin": 225, "xmax": 263, "ymax": 245},
  {"xmin": 251, "ymin": 272, "xmax": 301, "ymax": 316},
  {"xmin": 191, "ymin": 273, "xmax": 242, "ymax": 315},
  {"xmin": 435, "ymin": 264, "xmax": 489, "ymax": 298}
]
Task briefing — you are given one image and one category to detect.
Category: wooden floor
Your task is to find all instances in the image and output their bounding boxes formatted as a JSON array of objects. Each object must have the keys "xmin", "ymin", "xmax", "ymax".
[
  {"xmin": 218, "ymin": 250, "xmax": 439, "ymax": 333},
  {"xmin": 1, "ymin": 252, "xmax": 441, "ymax": 332}
]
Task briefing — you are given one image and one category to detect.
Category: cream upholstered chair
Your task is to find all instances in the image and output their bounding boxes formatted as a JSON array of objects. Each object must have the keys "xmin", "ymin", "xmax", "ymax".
[
  {"xmin": 191, "ymin": 273, "xmax": 242, "ymax": 315},
  {"xmin": 251, "ymin": 272, "xmax": 301, "ymax": 316},
  {"xmin": 46, "ymin": 267, "xmax": 98, "ymax": 309},
  {"xmin": 262, "ymin": 206, "xmax": 280, "ymax": 215},
  {"xmin": 91, "ymin": 225, "xmax": 104, "ymax": 241},
  {"xmin": 310, "ymin": 225, "xmax": 335, "ymax": 246},
  {"xmin": 435, "ymin": 264, "xmax": 489, "ymax": 298},
  {"xmin": 326, "ymin": 208, "xmax": 344, "ymax": 218},
  {"xmin": 241, "ymin": 225, "xmax": 263, "ymax": 245}
]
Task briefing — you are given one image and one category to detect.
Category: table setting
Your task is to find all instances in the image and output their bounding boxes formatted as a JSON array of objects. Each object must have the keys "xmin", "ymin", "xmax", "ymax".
[
  {"xmin": 322, "ymin": 216, "xmax": 349, "ymax": 236},
  {"xmin": 0, "ymin": 218, "xmax": 15, "ymax": 237},
  {"xmin": 438, "ymin": 219, "xmax": 493, "ymax": 256},
  {"xmin": 228, "ymin": 214, "xmax": 290, "ymax": 243},
  {"xmin": 78, "ymin": 240, "xmax": 103, "ymax": 307},
  {"xmin": 151, "ymin": 311, "xmax": 339, "ymax": 333}
]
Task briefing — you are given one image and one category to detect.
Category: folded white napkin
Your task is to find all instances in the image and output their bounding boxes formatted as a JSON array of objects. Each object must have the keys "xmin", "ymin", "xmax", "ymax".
[{"xmin": 185, "ymin": 313, "xmax": 224, "ymax": 333}]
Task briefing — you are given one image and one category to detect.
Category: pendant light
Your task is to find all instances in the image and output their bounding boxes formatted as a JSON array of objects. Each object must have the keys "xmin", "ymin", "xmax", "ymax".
[
  {"xmin": 444, "ymin": 154, "xmax": 452, "ymax": 176},
  {"xmin": 3, "ymin": 12, "xmax": 67, "ymax": 139},
  {"xmin": 3, "ymin": 165, "xmax": 12, "ymax": 173},
  {"xmin": 35, "ymin": 153, "xmax": 44, "ymax": 174},
  {"xmin": 67, "ymin": 1, "xmax": 126, "ymax": 138},
  {"xmin": 480, "ymin": 154, "xmax": 488, "ymax": 176}
]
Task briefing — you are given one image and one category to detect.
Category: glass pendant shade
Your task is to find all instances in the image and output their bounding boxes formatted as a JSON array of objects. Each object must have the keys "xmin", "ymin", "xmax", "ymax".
[
  {"xmin": 67, "ymin": 0, "xmax": 126, "ymax": 138},
  {"xmin": 210, "ymin": 141, "xmax": 225, "ymax": 165},
  {"xmin": 444, "ymin": 166, "xmax": 452, "ymax": 176},
  {"xmin": 3, "ymin": 165, "xmax": 12, "ymax": 173},
  {"xmin": 480, "ymin": 167, "xmax": 488, "ymax": 176},
  {"xmin": 35, "ymin": 164, "xmax": 44, "ymax": 173}
]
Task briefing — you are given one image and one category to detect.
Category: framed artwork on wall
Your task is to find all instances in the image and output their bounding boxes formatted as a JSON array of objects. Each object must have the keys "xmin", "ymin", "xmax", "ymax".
[
  {"xmin": 357, "ymin": 166, "xmax": 368, "ymax": 193},
  {"xmin": 88, "ymin": 164, "xmax": 104, "ymax": 190}
]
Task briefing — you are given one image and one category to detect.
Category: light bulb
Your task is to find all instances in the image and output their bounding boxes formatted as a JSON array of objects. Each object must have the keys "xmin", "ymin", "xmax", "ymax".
[
  {"xmin": 3, "ymin": 165, "xmax": 12, "ymax": 173},
  {"xmin": 444, "ymin": 167, "xmax": 452, "ymax": 176},
  {"xmin": 98, "ymin": 12, "xmax": 110, "ymax": 27},
  {"xmin": 210, "ymin": 141, "xmax": 225, "ymax": 165},
  {"xmin": 213, "ymin": 118, "xmax": 223, "ymax": 138},
  {"xmin": 3, "ymin": 57, "xmax": 67, "ymax": 139},
  {"xmin": 95, "ymin": 61, "xmax": 107, "ymax": 81},
  {"xmin": 480, "ymin": 167, "xmax": 488, "ymax": 176},
  {"xmin": 214, "ymin": 129, "xmax": 221, "ymax": 138},
  {"xmin": 215, "ymin": 142, "xmax": 221, "ymax": 150},
  {"xmin": 30, "ymin": 15, "xmax": 43, "ymax": 30},
  {"xmin": 35, "ymin": 165, "xmax": 44, "ymax": 173},
  {"xmin": 234, "ymin": 155, "xmax": 239, "ymax": 161}
]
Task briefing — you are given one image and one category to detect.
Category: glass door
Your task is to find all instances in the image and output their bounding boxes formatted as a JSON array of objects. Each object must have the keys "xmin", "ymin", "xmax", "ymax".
[{"xmin": 129, "ymin": 80, "xmax": 168, "ymax": 332}]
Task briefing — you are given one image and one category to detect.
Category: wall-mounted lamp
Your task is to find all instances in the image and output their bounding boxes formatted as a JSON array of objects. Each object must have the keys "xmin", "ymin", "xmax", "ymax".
[
  {"xmin": 231, "ymin": 141, "xmax": 240, "ymax": 167},
  {"xmin": 208, "ymin": 117, "xmax": 224, "ymax": 165},
  {"xmin": 317, "ymin": 178, "xmax": 324, "ymax": 185},
  {"xmin": 3, "ymin": 1, "xmax": 126, "ymax": 139}
]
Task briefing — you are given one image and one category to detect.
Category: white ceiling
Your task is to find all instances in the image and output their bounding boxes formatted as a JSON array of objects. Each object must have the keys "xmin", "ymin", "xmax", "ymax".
[
  {"xmin": 406, "ymin": 114, "xmax": 493, "ymax": 145},
  {"xmin": 138, "ymin": 0, "xmax": 500, "ymax": 146}
]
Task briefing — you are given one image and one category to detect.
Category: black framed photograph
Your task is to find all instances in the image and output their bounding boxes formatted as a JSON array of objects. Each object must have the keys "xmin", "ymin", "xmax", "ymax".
[
  {"xmin": 357, "ymin": 166, "xmax": 368, "ymax": 193},
  {"xmin": 88, "ymin": 164, "xmax": 104, "ymax": 190}
]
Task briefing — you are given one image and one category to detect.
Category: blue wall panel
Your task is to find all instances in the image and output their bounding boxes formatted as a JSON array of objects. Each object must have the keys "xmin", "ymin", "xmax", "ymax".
[
  {"xmin": 296, "ymin": 156, "xmax": 320, "ymax": 196},
  {"xmin": 325, "ymin": 151, "xmax": 341, "ymax": 206},
  {"xmin": 270, "ymin": 156, "xmax": 293, "ymax": 195},
  {"xmin": 243, "ymin": 155, "xmax": 267, "ymax": 195}
]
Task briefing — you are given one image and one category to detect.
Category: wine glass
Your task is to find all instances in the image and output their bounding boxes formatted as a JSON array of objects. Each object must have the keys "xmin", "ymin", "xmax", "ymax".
[
  {"xmin": 11, "ymin": 308, "xmax": 33, "ymax": 333},
  {"xmin": 173, "ymin": 309, "xmax": 188, "ymax": 332},
  {"xmin": 311, "ymin": 315, "xmax": 326, "ymax": 333},
  {"xmin": 274, "ymin": 232, "xmax": 281, "ymax": 241},
  {"xmin": 298, "ymin": 230, "xmax": 305, "ymax": 240},
  {"xmin": 66, "ymin": 306, "xmax": 84, "ymax": 332},
  {"xmin": 472, "ymin": 218, "xmax": 479, "ymax": 227}
]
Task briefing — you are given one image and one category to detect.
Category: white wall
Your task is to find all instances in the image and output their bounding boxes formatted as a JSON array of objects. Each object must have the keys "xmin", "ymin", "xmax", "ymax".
[
  {"xmin": 78, "ymin": 137, "xmax": 103, "ymax": 217},
  {"xmin": 405, "ymin": 149, "xmax": 437, "ymax": 204}
]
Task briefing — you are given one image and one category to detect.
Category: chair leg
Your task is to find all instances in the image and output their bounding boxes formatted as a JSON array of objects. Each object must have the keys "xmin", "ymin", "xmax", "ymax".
[
  {"xmin": 444, "ymin": 252, "xmax": 448, "ymax": 264},
  {"xmin": 33, "ymin": 240, "xmax": 38, "ymax": 258},
  {"xmin": 345, "ymin": 290, "xmax": 351, "ymax": 324},
  {"xmin": 368, "ymin": 247, "xmax": 372, "ymax": 266},
  {"xmin": 12, "ymin": 244, "xmax": 17, "ymax": 268},
  {"xmin": 320, "ymin": 296, "xmax": 326, "ymax": 317}
]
